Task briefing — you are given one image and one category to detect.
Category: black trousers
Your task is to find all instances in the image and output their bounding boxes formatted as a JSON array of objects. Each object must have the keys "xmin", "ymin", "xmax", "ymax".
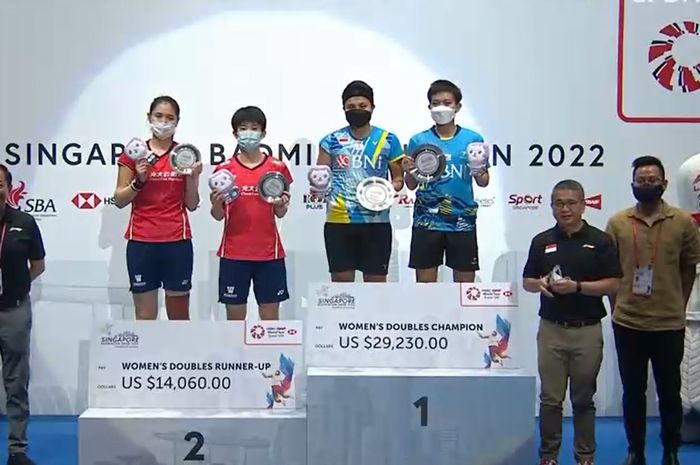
[{"xmin": 613, "ymin": 323, "xmax": 685, "ymax": 454}]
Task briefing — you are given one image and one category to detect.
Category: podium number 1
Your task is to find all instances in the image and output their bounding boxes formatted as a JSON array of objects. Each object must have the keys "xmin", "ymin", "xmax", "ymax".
[
  {"xmin": 414, "ymin": 396, "xmax": 428, "ymax": 427},
  {"xmin": 184, "ymin": 431, "xmax": 205, "ymax": 461}
]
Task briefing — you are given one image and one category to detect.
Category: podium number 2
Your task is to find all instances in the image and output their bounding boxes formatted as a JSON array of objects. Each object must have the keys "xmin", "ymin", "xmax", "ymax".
[
  {"xmin": 414, "ymin": 396, "xmax": 428, "ymax": 426},
  {"xmin": 184, "ymin": 431, "xmax": 205, "ymax": 461}
]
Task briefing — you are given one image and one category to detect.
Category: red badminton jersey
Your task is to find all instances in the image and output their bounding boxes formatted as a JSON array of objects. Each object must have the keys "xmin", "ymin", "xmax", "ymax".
[
  {"xmin": 214, "ymin": 155, "xmax": 293, "ymax": 261},
  {"xmin": 117, "ymin": 141, "xmax": 192, "ymax": 242}
]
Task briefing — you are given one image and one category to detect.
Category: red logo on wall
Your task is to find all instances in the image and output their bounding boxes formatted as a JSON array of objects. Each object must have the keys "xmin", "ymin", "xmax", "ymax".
[
  {"xmin": 649, "ymin": 21, "xmax": 700, "ymax": 93},
  {"xmin": 71, "ymin": 193, "xmax": 102, "ymax": 209},
  {"xmin": 617, "ymin": 0, "xmax": 700, "ymax": 122},
  {"xmin": 8, "ymin": 181, "xmax": 27, "ymax": 208},
  {"xmin": 585, "ymin": 194, "xmax": 602, "ymax": 210}
]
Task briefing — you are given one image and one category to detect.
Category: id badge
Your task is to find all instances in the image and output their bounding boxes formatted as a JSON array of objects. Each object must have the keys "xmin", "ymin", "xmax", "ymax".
[{"xmin": 632, "ymin": 265, "xmax": 653, "ymax": 296}]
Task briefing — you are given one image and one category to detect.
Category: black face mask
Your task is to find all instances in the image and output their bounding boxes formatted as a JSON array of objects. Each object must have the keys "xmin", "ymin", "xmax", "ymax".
[
  {"xmin": 345, "ymin": 109, "xmax": 372, "ymax": 128},
  {"xmin": 632, "ymin": 184, "xmax": 664, "ymax": 204}
]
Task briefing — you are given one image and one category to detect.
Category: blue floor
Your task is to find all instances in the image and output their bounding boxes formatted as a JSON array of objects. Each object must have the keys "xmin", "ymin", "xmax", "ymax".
[{"xmin": 0, "ymin": 416, "xmax": 699, "ymax": 464}]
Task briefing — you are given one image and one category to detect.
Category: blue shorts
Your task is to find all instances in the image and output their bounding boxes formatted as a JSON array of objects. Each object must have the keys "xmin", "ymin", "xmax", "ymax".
[
  {"xmin": 126, "ymin": 240, "xmax": 193, "ymax": 294},
  {"xmin": 218, "ymin": 258, "xmax": 289, "ymax": 305}
]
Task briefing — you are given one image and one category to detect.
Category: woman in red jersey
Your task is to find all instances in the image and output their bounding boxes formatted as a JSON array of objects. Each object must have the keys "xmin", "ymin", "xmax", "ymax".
[
  {"xmin": 113, "ymin": 96, "xmax": 202, "ymax": 320},
  {"xmin": 211, "ymin": 106, "xmax": 292, "ymax": 321}
]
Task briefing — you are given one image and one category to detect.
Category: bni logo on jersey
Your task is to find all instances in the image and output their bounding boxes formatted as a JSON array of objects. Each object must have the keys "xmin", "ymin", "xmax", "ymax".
[{"xmin": 335, "ymin": 154, "xmax": 386, "ymax": 170}]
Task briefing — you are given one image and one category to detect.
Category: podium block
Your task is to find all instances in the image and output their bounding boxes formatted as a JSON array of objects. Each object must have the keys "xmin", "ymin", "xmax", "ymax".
[
  {"xmin": 306, "ymin": 367, "xmax": 536, "ymax": 465},
  {"xmin": 89, "ymin": 321, "xmax": 304, "ymax": 410},
  {"xmin": 306, "ymin": 283, "xmax": 522, "ymax": 370},
  {"xmin": 79, "ymin": 408, "xmax": 307, "ymax": 465}
]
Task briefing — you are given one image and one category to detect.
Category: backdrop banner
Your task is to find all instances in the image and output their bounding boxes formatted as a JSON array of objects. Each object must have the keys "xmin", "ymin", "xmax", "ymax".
[{"xmin": 1, "ymin": 0, "xmax": 699, "ymax": 415}]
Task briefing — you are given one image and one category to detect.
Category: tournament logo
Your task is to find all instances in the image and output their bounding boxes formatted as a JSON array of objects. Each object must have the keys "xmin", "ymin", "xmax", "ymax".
[
  {"xmin": 460, "ymin": 284, "xmax": 518, "ymax": 307},
  {"xmin": 245, "ymin": 322, "xmax": 303, "ymax": 345},
  {"xmin": 250, "ymin": 325, "xmax": 266, "ymax": 339},
  {"xmin": 316, "ymin": 285, "xmax": 356, "ymax": 309},
  {"xmin": 99, "ymin": 324, "xmax": 139, "ymax": 348},
  {"xmin": 465, "ymin": 287, "xmax": 482, "ymax": 301},
  {"xmin": 649, "ymin": 21, "xmax": 700, "ymax": 93}
]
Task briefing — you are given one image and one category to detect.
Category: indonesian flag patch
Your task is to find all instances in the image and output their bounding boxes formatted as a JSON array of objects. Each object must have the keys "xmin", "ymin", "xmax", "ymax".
[{"xmin": 544, "ymin": 243, "xmax": 557, "ymax": 254}]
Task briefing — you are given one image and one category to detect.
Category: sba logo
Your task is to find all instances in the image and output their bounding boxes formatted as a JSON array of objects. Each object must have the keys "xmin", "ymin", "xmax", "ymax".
[
  {"xmin": 8, "ymin": 181, "xmax": 57, "ymax": 216},
  {"xmin": 22, "ymin": 198, "xmax": 56, "ymax": 214}
]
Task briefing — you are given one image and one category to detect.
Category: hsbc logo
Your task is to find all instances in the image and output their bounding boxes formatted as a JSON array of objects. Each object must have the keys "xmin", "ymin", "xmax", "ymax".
[
  {"xmin": 584, "ymin": 194, "xmax": 602, "ymax": 210},
  {"xmin": 71, "ymin": 192, "xmax": 115, "ymax": 209},
  {"xmin": 72, "ymin": 193, "xmax": 101, "ymax": 209}
]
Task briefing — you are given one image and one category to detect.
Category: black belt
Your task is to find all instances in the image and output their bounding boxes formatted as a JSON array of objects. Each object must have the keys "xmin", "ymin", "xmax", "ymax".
[
  {"xmin": 546, "ymin": 319, "xmax": 599, "ymax": 329},
  {"xmin": 0, "ymin": 295, "xmax": 27, "ymax": 310}
]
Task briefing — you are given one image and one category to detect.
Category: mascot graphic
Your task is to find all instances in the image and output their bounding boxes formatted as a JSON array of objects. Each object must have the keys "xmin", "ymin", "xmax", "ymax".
[
  {"xmin": 479, "ymin": 314, "xmax": 511, "ymax": 368},
  {"xmin": 262, "ymin": 353, "xmax": 295, "ymax": 408}
]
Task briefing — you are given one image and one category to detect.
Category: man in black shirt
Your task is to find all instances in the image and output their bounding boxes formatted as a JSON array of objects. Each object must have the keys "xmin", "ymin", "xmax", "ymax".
[
  {"xmin": 0, "ymin": 164, "xmax": 45, "ymax": 465},
  {"xmin": 523, "ymin": 179, "xmax": 622, "ymax": 465}
]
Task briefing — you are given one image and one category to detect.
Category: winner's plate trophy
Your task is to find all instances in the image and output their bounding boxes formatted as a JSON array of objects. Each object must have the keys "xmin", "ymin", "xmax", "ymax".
[
  {"xmin": 170, "ymin": 143, "xmax": 201, "ymax": 175},
  {"xmin": 356, "ymin": 177, "xmax": 395, "ymax": 212},
  {"xmin": 258, "ymin": 172, "xmax": 290, "ymax": 204},
  {"xmin": 208, "ymin": 169, "xmax": 240, "ymax": 203},
  {"xmin": 408, "ymin": 144, "xmax": 446, "ymax": 183}
]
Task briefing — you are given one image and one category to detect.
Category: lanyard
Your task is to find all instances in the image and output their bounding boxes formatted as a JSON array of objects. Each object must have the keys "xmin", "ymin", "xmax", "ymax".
[
  {"xmin": 631, "ymin": 219, "xmax": 662, "ymax": 266},
  {"xmin": 0, "ymin": 223, "xmax": 6, "ymax": 265}
]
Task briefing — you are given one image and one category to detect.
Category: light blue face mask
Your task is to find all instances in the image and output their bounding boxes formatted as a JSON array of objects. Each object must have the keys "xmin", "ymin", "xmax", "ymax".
[{"xmin": 237, "ymin": 130, "xmax": 263, "ymax": 152}]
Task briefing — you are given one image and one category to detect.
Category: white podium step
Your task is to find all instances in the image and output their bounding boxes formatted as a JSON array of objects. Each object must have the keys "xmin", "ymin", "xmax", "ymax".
[
  {"xmin": 79, "ymin": 408, "xmax": 307, "ymax": 465},
  {"xmin": 306, "ymin": 367, "xmax": 536, "ymax": 465}
]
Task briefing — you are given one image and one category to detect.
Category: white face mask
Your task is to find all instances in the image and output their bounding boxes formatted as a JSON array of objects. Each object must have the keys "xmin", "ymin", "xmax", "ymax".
[
  {"xmin": 430, "ymin": 105, "xmax": 456, "ymax": 125},
  {"xmin": 237, "ymin": 130, "xmax": 263, "ymax": 152},
  {"xmin": 149, "ymin": 121, "xmax": 176, "ymax": 139}
]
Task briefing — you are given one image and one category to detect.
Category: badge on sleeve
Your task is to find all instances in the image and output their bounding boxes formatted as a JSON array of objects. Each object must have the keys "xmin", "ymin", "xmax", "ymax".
[
  {"xmin": 545, "ymin": 243, "xmax": 557, "ymax": 254},
  {"xmin": 632, "ymin": 265, "xmax": 653, "ymax": 296}
]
